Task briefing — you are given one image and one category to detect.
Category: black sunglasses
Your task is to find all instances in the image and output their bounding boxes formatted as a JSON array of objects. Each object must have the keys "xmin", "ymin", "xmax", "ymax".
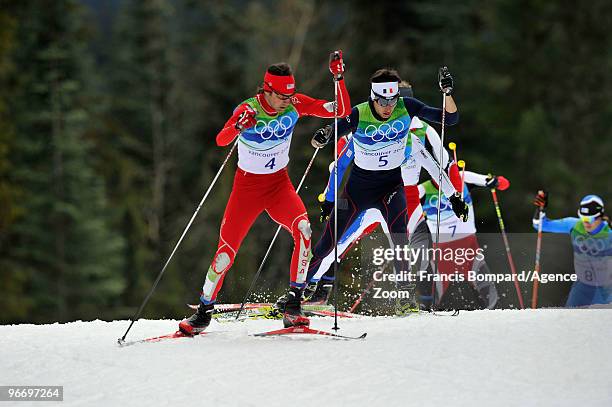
[
  {"xmin": 271, "ymin": 89, "xmax": 295, "ymax": 101},
  {"xmin": 372, "ymin": 91, "xmax": 399, "ymax": 107}
]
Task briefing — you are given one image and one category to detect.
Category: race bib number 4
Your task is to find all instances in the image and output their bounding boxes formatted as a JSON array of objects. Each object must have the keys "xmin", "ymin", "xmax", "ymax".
[{"xmin": 237, "ymin": 140, "xmax": 291, "ymax": 174}]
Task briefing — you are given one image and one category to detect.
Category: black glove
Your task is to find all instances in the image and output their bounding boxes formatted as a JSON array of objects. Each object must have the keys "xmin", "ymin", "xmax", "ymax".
[
  {"xmin": 533, "ymin": 190, "xmax": 548, "ymax": 209},
  {"xmin": 311, "ymin": 125, "xmax": 333, "ymax": 148},
  {"xmin": 320, "ymin": 199, "xmax": 334, "ymax": 223},
  {"xmin": 485, "ymin": 175, "xmax": 498, "ymax": 189},
  {"xmin": 438, "ymin": 66, "xmax": 453, "ymax": 95},
  {"xmin": 449, "ymin": 192, "xmax": 468, "ymax": 222}
]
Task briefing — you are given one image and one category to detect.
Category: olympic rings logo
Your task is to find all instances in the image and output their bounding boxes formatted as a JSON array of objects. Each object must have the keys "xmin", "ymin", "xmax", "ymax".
[
  {"xmin": 574, "ymin": 235, "xmax": 606, "ymax": 256},
  {"xmin": 363, "ymin": 120, "xmax": 406, "ymax": 142},
  {"xmin": 253, "ymin": 115, "xmax": 294, "ymax": 140},
  {"xmin": 427, "ymin": 194, "xmax": 452, "ymax": 213}
]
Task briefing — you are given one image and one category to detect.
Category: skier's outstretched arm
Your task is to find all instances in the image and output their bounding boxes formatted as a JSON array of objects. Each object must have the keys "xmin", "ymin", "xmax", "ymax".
[
  {"xmin": 409, "ymin": 136, "xmax": 457, "ymax": 199},
  {"xmin": 464, "ymin": 171, "xmax": 510, "ymax": 190},
  {"xmin": 421, "ymin": 119, "xmax": 451, "ymax": 168},
  {"xmin": 464, "ymin": 171, "xmax": 490, "ymax": 187},
  {"xmin": 409, "ymin": 116, "xmax": 461, "ymax": 192},
  {"xmin": 422, "ymin": 122, "xmax": 462, "ymax": 191},
  {"xmin": 403, "ymin": 97, "xmax": 458, "ymax": 126},
  {"xmin": 532, "ymin": 215, "xmax": 576, "ymax": 234},
  {"xmin": 292, "ymin": 78, "xmax": 351, "ymax": 118}
]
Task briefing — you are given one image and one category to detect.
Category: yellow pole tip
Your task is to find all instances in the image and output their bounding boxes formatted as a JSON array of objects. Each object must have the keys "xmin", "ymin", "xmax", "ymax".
[
  {"xmin": 448, "ymin": 142, "xmax": 456, "ymax": 150},
  {"xmin": 318, "ymin": 193, "xmax": 325, "ymax": 202},
  {"xmin": 458, "ymin": 160, "xmax": 466, "ymax": 168}
]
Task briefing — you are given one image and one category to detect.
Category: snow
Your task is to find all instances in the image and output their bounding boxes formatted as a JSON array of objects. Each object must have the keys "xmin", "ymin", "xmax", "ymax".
[{"xmin": 1, "ymin": 310, "xmax": 611, "ymax": 407}]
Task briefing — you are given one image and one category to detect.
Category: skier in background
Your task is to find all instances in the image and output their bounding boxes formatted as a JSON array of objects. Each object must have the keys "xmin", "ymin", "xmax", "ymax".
[
  {"xmin": 180, "ymin": 52, "xmax": 350, "ymax": 334},
  {"xmin": 533, "ymin": 193, "xmax": 612, "ymax": 307},
  {"xmin": 417, "ymin": 171, "xmax": 509, "ymax": 310}
]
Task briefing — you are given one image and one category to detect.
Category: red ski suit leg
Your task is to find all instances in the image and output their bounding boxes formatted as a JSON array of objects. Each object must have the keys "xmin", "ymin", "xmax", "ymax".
[
  {"xmin": 434, "ymin": 234, "xmax": 479, "ymax": 297},
  {"xmin": 265, "ymin": 171, "xmax": 311, "ymax": 288},
  {"xmin": 200, "ymin": 169, "xmax": 311, "ymax": 303}
]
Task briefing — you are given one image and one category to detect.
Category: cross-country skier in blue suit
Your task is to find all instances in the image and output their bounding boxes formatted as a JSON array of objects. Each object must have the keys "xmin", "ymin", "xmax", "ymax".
[{"xmin": 533, "ymin": 193, "xmax": 612, "ymax": 307}]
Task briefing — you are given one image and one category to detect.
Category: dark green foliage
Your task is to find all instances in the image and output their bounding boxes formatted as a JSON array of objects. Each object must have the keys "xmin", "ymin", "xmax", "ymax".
[
  {"xmin": 2, "ymin": 0, "xmax": 125, "ymax": 323},
  {"xmin": 0, "ymin": 0, "xmax": 609, "ymax": 322}
]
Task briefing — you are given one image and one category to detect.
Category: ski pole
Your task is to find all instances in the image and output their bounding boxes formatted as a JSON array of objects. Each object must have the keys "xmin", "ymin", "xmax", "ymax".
[
  {"xmin": 349, "ymin": 279, "xmax": 375, "ymax": 314},
  {"xmin": 531, "ymin": 206, "xmax": 545, "ymax": 308},
  {"xmin": 448, "ymin": 142, "xmax": 458, "ymax": 164},
  {"xmin": 235, "ymin": 147, "xmax": 320, "ymax": 320},
  {"xmin": 432, "ymin": 83, "xmax": 447, "ymax": 308},
  {"xmin": 458, "ymin": 160, "xmax": 466, "ymax": 199},
  {"xmin": 332, "ymin": 52, "xmax": 340, "ymax": 331},
  {"xmin": 119, "ymin": 140, "xmax": 238, "ymax": 344},
  {"xmin": 490, "ymin": 187, "xmax": 525, "ymax": 309}
]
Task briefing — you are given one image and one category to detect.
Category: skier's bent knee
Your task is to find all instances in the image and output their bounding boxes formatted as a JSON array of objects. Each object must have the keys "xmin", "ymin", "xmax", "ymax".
[
  {"xmin": 212, "ymin": 252, "xmax": 231, "ymax": 274},
  {"xmin": 297, "ymin": 219, "xmax": 312, "ymax": 240}
]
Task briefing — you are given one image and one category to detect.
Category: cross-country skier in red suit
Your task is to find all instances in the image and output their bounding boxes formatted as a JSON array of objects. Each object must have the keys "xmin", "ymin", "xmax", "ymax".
[{"xmin": 179, "ymin": 52, "xmax": 351, "ymax": 334}]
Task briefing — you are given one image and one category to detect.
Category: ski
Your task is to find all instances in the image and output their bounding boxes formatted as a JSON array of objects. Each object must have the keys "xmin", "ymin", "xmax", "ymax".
[
  {"xmin": 214, "ymin": 306, "xmax": 281, "ymax": 322},
  {"xmin": 213, "ymin": 307, "xmax": 358, "ymax": 322},
  {"xmin": 214, "ymin": 303, "xmax": 271, "ymax": 312},
  {"xmin": 306, "ymin": 309, "xmax": 357, "ymax": 318},
  {"xmin": 118, "ymin": 323, "xmax": 367, "ymax": 346},
  {"xmin": 431, "ymin": 309, "xmax": 460, "ymax": 317},
  {"xmin": 252, "ymin": 325, "xmax": 367, "ymax": 340},
  {"xmin": 394, "ymin": 309, "xmax": 460, "ymax": 318},
  {"xmin": 190, "ymin": 302, "xmax": 337, "ymax": 312},
  {"xmin": 189, "ymin": 303, "xmax": 359, "ymax": 321},
  {"xmin": 117, "ymin": 330, "xmax": 208, "ymax": 347}
]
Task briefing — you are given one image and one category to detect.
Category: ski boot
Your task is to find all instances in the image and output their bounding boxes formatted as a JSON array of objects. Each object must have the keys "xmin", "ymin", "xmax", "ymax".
[
  {"xmin": 394, "ymin": 283, "xmax": 420, "ymax": 316},
  {"xmin": 274, "ymin": 287, "xmax": 303, "ymax": 313},
  {"xmin": 476, "ymin": 280, "xmax": 499, "ymax": 310},
  {"xmin": 418, "ymin": 297, "xmax": 434, "ymax": 313},
  {"xmin": 304, "ymin": 279, "xmax": 333, "ymax": 304},
  {"xmin": 179, "ymin": 302, "xmax": 214, "ymax": 335},
  {"xmin": 282, "ymin": 286, "xmax": 310, "ymax": 328}
]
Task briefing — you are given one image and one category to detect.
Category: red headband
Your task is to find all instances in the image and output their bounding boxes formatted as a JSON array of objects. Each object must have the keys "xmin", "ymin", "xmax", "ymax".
[{"xmin": 263, "ymin": 72, "xmax": 296, "ymax": 95}]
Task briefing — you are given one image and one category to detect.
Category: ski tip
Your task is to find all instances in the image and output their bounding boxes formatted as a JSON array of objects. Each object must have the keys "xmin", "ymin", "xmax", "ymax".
[{"xmin": 252, "ymin": 326, "xmax": 367, "ymax": 340}]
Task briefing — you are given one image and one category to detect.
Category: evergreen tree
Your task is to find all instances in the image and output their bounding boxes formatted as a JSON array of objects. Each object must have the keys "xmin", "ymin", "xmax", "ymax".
[
  {"xmin": 5, "ymin": 0, "xmax": 124, "ymax": 323},
  {"xmin": 0, "ymin": 1, "xmax": 28, "ymax": 320}
]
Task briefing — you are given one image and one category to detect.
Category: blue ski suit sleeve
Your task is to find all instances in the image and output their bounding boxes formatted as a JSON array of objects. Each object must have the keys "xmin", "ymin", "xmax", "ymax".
[
  {"xmin": 324, "ymin": 137, "xmax": 354, "ymax": 202},
  {"xmin": 403, "ymin": 97, "xmax": 458, "ymax": 126},
  {"xmin": 532, "ymin": 215, "xmax": 577, "ymax": 234},
  {"xmin": 336, "ymin": 107, "xmax": 359, "ymax": 137}
]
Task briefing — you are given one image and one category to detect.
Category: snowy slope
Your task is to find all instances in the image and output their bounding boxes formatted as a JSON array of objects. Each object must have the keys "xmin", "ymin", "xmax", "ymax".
[{"xmin": 1, "ymin": 310, "xmax": 611, "ymax": 407}]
